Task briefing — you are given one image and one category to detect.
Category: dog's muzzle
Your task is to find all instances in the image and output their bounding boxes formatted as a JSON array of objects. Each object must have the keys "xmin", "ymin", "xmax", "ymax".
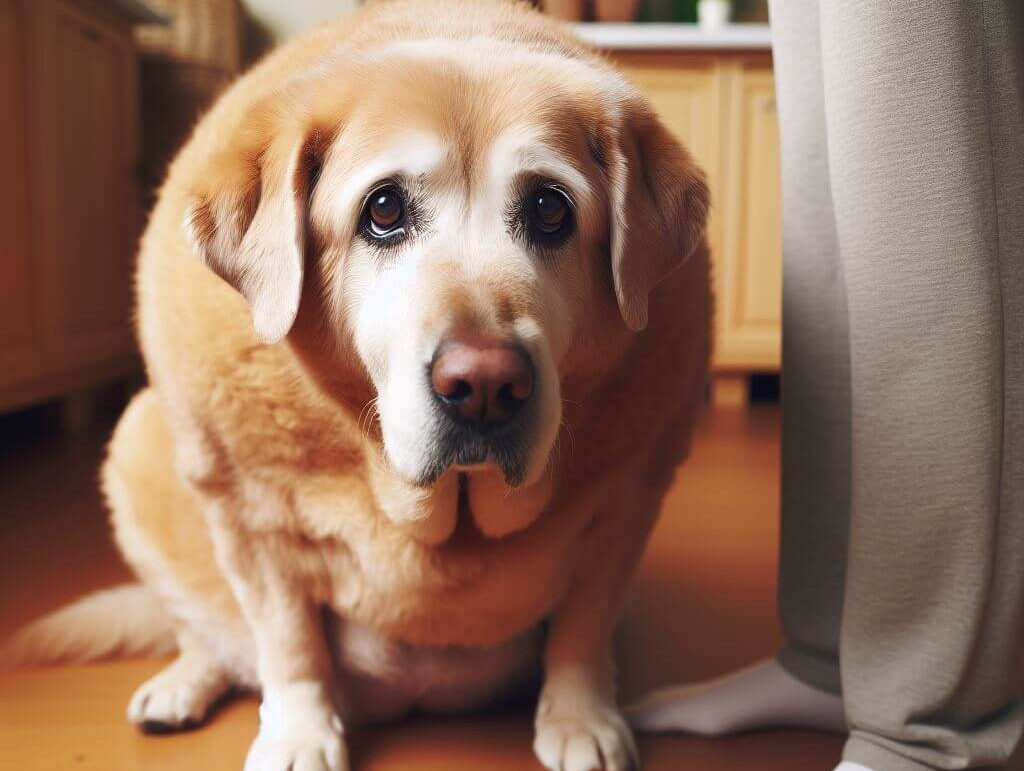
[{"xmin": 415, "ymin": 334, "xmax": 537, "ymax": 487}]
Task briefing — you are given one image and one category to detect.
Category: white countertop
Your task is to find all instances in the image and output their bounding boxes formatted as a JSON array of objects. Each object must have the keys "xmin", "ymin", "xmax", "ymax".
[{"xmin": 571, "ymin": 22, "xmax": 772, "ymax": 51}]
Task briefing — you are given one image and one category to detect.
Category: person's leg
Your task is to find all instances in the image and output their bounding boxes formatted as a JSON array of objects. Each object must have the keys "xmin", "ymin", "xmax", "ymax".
[
  {"xmin": 820, "ymin": 1, "xmax": 1024, "ymax": 769},
  {"xmin": 771, "ymin": 0, "xmax": 851, "ymax": 702},
  {"xmin": 626, "ymin": 0, "xmax": 850, "ymax": 737}
]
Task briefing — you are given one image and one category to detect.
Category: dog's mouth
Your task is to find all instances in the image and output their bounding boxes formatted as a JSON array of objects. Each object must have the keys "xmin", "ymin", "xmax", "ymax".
[{"xmin": 412, "ymin": 419, "xmax": 533, "ymax": 489}]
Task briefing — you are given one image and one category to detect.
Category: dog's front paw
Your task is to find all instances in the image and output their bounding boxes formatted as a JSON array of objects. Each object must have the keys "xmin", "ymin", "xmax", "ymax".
[
  {"xmin": 534, "ymin": 677, "xmax": 638, "ymax": 771},
  {"xmin": 244, "ymin": 715, "xmax": 347, "ymax": 771},
  {"xmin": 127, "ymin": 652, "xmax": 228, "ymax": 732},
  {"xmin": 245, "ymin": 684, "xmax": 347, "ymax": 771}
]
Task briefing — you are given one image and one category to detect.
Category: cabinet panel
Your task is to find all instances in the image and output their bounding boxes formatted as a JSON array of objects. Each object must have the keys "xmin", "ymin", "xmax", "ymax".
[
  {"xmin": 717, "ymin": 58, "xmax": 781, "ymax": 370},
  {"xmin": 51, "ymin": 1, "xmax": 137, "ymax": 370},
  {"xmin": 736, "ymin": 71, "xmax": 781, "ymax": 326},
  {"xmin": 0, "ymin": 0, "xmax": 39, "ymax": 386}
]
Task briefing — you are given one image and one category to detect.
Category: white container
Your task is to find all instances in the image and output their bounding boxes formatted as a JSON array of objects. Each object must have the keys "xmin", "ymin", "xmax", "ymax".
[{"xmin": 697, "ymin": 0, "xmax": 731, "ymax": 30}]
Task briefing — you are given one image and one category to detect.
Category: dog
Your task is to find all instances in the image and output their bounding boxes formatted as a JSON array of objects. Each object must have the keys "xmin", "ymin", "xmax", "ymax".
[{"xmin": 6, "ymin": 1, "xmax": 711, "ymax": 769}]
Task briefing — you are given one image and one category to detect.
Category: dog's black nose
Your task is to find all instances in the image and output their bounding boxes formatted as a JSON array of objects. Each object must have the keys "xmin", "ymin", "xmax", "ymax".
[{"xmin": 430, "ymin": 337, "xmax": 533, "ymax": 425}]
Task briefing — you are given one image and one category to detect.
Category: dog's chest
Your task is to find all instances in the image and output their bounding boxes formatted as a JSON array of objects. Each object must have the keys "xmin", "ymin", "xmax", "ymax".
[
  {"xmin": 324, "ymin": 613, "xmax": 543, "ymax": 722},
  {"xmin": 295, "ymin": 474, "xmax": 589, "ymax": 648}
]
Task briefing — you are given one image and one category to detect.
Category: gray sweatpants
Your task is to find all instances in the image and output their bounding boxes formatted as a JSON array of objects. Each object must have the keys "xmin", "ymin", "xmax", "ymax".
[{"xmin": 767, "ymin": 1, "xmax": 1024, "ymax": 769}]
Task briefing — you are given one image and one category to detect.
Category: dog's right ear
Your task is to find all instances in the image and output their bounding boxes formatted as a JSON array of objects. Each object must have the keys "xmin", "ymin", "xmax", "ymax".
[
  {"xmin": 605, "ymin": 93, "xmax": 710, "ymax": 332},
  {"xmin": 184, "ymin": 111, "xmax": 316, "ymax": 345}
]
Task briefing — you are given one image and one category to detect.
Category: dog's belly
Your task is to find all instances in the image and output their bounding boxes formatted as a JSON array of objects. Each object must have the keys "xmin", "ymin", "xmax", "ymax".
[{"xmin": 325, "ymin": 614, "xmax": 543, "ymax": 723}]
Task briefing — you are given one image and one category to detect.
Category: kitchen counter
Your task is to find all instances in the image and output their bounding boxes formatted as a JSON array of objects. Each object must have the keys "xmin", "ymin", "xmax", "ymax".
[{"xmin": 571, "ymin": 22, "xmax": 771, "ymax": 51}]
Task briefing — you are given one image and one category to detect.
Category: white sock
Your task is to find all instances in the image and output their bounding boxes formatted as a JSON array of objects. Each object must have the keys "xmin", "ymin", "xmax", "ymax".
[
  {"xmin": 623, "ymin": 658, "xmax": 847, "ymax": 737},
  {"xmin": 834, "ymin": 764, "xmax": 877, "ymax": 771}
]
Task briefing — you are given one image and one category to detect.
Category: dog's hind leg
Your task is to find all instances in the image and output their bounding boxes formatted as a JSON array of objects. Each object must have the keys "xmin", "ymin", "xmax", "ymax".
[{"xmin": 105, "ymin": 389, "xmax": 255, "ymax": 731}]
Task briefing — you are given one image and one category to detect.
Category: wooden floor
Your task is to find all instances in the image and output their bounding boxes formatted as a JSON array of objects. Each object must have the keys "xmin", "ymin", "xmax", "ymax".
[{"xmin": 0, "ymin": 400, "xmax": 848, "ymax": 771}]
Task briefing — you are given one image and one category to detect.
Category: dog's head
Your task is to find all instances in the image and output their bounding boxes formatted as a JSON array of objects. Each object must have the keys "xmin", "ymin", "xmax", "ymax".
[{"xmin": 185, "ymin": 32, "xmax": 707, "ymax": 520}]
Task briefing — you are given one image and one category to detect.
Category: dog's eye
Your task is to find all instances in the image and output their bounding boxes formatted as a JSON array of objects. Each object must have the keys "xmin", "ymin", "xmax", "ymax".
[
  {"xmin": 535, "ymin": 191, "xmax": 568, "ymax": 233},
  {"xmin": 363, "ymin": 186, "xmax": 406, "ymax": 238},
  {"xmin": 525, "ymin": 185, "xmax": 574, "ymax": 246}
]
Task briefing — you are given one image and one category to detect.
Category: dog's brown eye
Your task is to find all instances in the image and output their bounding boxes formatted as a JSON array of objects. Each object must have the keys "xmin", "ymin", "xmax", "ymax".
[
  {"xmin": 370, "ymin": 190, "xmax": 403, "ymax": 230},
  {"xmin": 525, "ymin": 185, "xmax": 574, "ymax": 246},
  {"xmin": 535, "ymin": 191, "xmax": 568, "ymax": 233},
  {"xmin": 363, "ymin": 185, "xmax": 406, "ymax": 238}
]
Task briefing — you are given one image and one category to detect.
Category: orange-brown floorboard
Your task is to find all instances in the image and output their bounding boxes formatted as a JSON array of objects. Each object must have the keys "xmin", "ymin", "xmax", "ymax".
[{"xmin": 0, "ymin": 402, "xmax": 849, "ymax": 770}]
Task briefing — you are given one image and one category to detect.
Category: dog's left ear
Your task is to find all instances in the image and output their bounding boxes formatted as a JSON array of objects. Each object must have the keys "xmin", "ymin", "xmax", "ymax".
[
  {"xmin": 184, "ymin": 110, "xmax": 317, "ymax": 345},
  {"xmin": 607, "ymin": 98, "xmax": 710, "ymax": 331}
]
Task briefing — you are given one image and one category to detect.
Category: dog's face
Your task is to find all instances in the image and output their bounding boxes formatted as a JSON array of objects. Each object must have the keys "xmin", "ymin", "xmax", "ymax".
[{"xmin": 186, "ymin": 41, "xmax": 708, "ymax": 503}]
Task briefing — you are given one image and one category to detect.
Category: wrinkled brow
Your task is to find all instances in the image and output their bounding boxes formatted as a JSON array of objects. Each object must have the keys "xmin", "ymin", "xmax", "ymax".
[
  {"xmin": 485, "ymin": 128, "xmax": 593, "ymax": 203},
  {"xmin": 312, "ymin": 130, "xmax": 448, "ymax": 235}
]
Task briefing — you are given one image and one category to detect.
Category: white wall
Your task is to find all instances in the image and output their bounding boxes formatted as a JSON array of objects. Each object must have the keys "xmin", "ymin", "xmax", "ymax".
[{"xmin": 241, "ymin": 0, "xmax": 359, "ymax": 43}]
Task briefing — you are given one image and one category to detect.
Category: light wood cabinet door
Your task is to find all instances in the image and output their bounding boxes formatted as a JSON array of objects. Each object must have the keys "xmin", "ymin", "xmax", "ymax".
[
  {"xmin": 716, "ymin": 57, "xmax": 782, "ymax": 370},
  {"xmin": 0, "ymin": 0, "xmax": 39, "ymax": 390}
]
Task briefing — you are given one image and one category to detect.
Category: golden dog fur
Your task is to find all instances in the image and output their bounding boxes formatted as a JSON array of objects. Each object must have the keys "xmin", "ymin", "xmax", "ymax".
[{"xmin": 8, "ymin": 2, "xmax": 710, "ymax": 769}]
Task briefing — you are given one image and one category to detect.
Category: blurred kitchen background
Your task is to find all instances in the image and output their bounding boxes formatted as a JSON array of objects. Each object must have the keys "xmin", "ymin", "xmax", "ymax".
[{"xmin": 0, "ymin": 0, "xmax": 778, "ymax": 431}]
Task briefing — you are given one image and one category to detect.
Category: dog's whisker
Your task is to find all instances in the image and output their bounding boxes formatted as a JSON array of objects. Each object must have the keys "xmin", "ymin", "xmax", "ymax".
[
  {"xmin": 357, "ymin": 397, "xmax": 380, "ymax": 437},
  {"xmin": 360, "ymin": 399, "xmax": 376, "ymax": 436},
  {"xmin": 559, "ymin": 418, "xmax": 576, "ymax": 459}
]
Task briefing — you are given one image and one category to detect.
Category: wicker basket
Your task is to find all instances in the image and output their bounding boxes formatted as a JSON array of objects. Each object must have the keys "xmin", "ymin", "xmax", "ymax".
[
  {"xmin": 135, "ymin": 0, "xmax": 243, "ymax": 74},
  {"xmin": 138, "ymin": 55, "xmax": 234, "ymax": 204},
  {"xmin": 134, "ymin": 0, "xmax": 243, "ymax": 209}
]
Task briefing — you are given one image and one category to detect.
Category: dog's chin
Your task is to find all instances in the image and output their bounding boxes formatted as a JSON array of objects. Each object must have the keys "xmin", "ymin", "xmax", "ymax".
[{"xmin": 407, "ymin": 439, "xmax": 531, "ymax": 489}]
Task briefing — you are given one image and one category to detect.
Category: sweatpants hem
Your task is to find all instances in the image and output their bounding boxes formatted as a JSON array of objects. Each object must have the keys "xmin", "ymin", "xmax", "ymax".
[
  {"xmin": 844, "ymin": 735, "xmax": 938, "ymax": 771},
  {"xmin": 844, "ymin": 733, "xmax": 1008, "ymax": 771},
  {"xmin": 776, "ymin": 643, "xmax": 842, "ymax": 695}
]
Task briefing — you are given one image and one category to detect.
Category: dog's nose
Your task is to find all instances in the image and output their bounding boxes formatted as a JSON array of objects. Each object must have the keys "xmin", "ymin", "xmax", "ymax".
[{"xmin": 430, "ymin": 337, "xmax": 534, "ymax": 425}]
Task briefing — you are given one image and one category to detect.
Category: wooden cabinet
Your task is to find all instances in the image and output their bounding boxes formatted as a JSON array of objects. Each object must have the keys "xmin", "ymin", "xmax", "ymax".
[
  {"xmin": 718, "ymin": 57, "xmax": 782, "ymax": 371},
  {"xmin": 0, "ymin": 0, "xmax": 158, "ymax": 414},
  {"xmin": 614, "ymin": 51, "xmax": 782, "ymax": 382},
  {"xmin": 0, "ymin": 0, "xmax": 38, "ymax": 394},
  {"xmin": 53, "ymin": 2, "xmax": 140, "ymax": 371}
]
